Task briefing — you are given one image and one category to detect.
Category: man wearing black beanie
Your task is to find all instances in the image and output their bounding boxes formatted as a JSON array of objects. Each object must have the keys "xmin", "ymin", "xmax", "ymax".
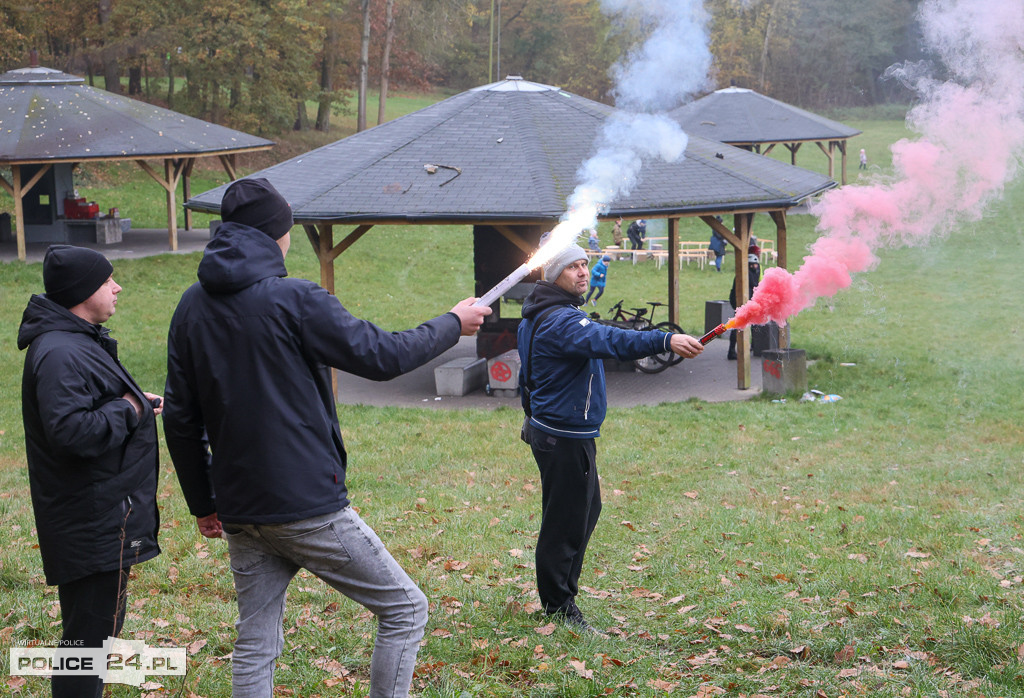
[
  {"xmin": 18, "ymin": 245, "xmax": 164, "ymax": 698},
  {"xmin": 165, "ymin": 177, "xmax": 492, "ymax": 697}
]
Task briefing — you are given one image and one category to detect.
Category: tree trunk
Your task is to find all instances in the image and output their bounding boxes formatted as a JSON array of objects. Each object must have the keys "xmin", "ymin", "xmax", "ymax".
[
  {"xmin": 377, "ymin": 0, "xmax": 395, "ymax": 126},
  {"xmin": 98, "ymin": 0, "xmax": 121, "ymax": 93},
  {"xmin": 357, "ymin": 0, "xmax": 370, "ymax": 132},
  {"xmin": 295, "ymin": 100, "xmax": 311, "ymax": 131},
  {"xmin": 758, "ymin": 0, "xmax": 778, "ymax": 93},
  {"xmin": 316, "ymin": 7, "xmax": 338, "ymax": 132}
]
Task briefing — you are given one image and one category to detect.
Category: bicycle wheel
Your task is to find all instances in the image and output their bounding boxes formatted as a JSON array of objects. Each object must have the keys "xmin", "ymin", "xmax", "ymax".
[
  {"xmin": 653, "ymin": 321, "xmax": 686, "ymax": 366},
  {"xmin": 632, "ymin": 320, "xmax": 670, "ymax": 373}
]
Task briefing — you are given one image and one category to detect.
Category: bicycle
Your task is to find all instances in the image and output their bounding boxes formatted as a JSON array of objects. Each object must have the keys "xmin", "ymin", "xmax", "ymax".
[{"xmin": 593, "ymin": 300, "xmax": 686, "ymax": 373}]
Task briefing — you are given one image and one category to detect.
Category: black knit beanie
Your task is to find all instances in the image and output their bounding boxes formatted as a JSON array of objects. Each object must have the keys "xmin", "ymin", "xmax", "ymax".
[
  {"xmin": 43, "ymin": 245, "xmax": 114, "ymax": 309},
  {"xmin": 220, "ymin": 177, "xmax": 293, "ymax": 240}
]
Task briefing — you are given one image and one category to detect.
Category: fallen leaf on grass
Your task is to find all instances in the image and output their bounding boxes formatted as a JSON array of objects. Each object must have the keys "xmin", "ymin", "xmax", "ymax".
[
  {"xmin": 834, "ymin": 644, "xmax": 856, "ymax": 663},
  {"xmin": 187, "ymin": 638, "xmax": 207, "ymax": 655},
  {"xmin": 904, "ymin": 549, "xmax": 931, "ymax": 559},
  {"xmin": 646, "ymin": 678, "xmax": 678, "ymax": 692},
  {"xmin": 430, "ymin": 628, "xmax": 452, "ymax": 638},
  {"xmin": 683, "ymin": 491, "xmax": 698, "ymax": 499},
  {"xmin": 735, "ymin": 623, "xmax": 756, "ymax": 633},
  {"xmin": 790, "ymin": 645, "xmax": 809, "ymax": 659},
  {"xmin": 569, "ymin": 659, "xmax": 593, "ymax": 679},
  {"xmin": 847, "ymin": 553, "xmax": 868, "ymax": 564},
  {"xmin": 535, "ymin": 622, "xmax": 556, "ymax": 636}
]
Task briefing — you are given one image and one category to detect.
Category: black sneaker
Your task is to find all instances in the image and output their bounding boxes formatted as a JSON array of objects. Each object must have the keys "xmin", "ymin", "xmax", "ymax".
[{"xmin": 551, "ymin": 603, "xmax": 603, "ymax": 636}]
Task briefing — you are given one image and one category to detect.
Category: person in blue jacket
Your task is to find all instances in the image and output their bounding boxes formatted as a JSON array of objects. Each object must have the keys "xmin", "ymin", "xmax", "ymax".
[
  {"xmin": 517, "ymin": 242, "xmax": 703, "ymax": 633},
  {"xmin": 708, "ymin": 218, "xmax": 727, "ymax": 272},
  {"xmin": 583, "ymin": 254, "xmax": 610, "ymax": 306},
  {"xmin": 163, "ymin": 178, "xmax": 490, "ymax": 697}
]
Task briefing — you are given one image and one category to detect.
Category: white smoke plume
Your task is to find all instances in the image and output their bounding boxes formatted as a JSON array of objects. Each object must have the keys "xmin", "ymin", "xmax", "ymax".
[{"xmin": 541, "ymin": 0, "xmax": 712, "ymax": 260}]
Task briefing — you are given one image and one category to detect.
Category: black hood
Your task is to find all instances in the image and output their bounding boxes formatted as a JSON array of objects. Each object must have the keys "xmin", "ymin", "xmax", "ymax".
[
  {"xmin": 521, "ymin": 280, "xmax": 583, "ymax": 320},
  {"xmin": 197, "ymin": 222, "xmax": 288, "ymax": 294},
  {"xmin": 18, "ymin": 294, "xmax": 104, "ymax": 351}
]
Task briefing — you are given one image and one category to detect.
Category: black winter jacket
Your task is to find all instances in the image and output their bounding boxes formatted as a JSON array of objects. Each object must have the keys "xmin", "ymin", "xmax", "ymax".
[
  {"xmin": 18, "ymin": 295, "xmax": 160, "ymax": 586},
  {"xmin": 163, "ymin": 223, "xmax": 462, "ymax": 524}
]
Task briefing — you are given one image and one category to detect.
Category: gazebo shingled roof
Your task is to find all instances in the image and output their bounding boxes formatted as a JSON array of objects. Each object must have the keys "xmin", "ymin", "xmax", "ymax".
[
  {"xmin": 189, "ymin": 78, "xmax": 834, "ymax": 222},
  {"xmin": 669, "ymin": 86, "xmax": 862, "ymax": 184},
  {"xmin": 188, "ymin": 77, "xmax": 837, "ymax": 388},
  {"xmin": 0, "ymin": 65, "xmax": 274, "ymax": 260}
]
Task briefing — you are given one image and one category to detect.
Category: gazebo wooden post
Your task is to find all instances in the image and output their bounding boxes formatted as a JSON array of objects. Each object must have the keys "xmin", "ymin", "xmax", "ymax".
[
  {"xmin": 318, "ymin": 223, "xmax": 335, "ymax": 293},
  {"xmin": 816, "ymin": 141, "xmax": 836, "ymax": 181},
  {"xmin": 182, "ymin": 158, "xmax": 196, "ymax": 231},
  {"xmin": 164, "ymin": 159, "xmax": 179, "ymax": 251},
  {"xmin": 768, "ymin": 209, "xmax": 791, "ymax": 349},
  {"xmin": 836, "ymin": 140, "xmax": 849, "ymax": 185},
  {"xmin": 2, "ymin": 164, "xmax": 53, "ymax": 262},
  {"xmin": 668, "ymin": 217, "xmax": 680, "ymax": 326},
  {"xmin": 786, "ymin": 142, "xmax": 801, "ymax": 166},
  {"xmin": 11, "ymin": 165, "xmax": 25, "ymax": 262},
  {"xmin": 733, "ymin": 212, "xmax": 752, "ymax": 389}
]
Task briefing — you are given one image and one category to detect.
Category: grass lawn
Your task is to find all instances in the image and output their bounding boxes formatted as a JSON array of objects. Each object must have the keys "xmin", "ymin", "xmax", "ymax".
[{"xmin": 1, "ymin": 119, "xmax": 1023, "ymax": 697}]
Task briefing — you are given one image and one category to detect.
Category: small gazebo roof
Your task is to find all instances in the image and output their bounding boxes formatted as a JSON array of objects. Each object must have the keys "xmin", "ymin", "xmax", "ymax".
[
  {"xmin": 669, "ymin": 86, "xmax": 861, "ymax": 145},
  {"xmin": 0, "ymin": 66, "xmax": 274, "ymax": 163},
  {"xmin": 188, "ymin": 77, "xmax": 834, "ymax": 223}
]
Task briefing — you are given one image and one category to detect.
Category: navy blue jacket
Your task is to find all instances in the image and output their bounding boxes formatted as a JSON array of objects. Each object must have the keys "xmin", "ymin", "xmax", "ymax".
[
  {"xmin": 517, "ymin": 282, "xmax": 672, "ymax": 438},
  {"xmin": 18, "ymin": 296, "xmax": 160, "ymax": 585},
  {"xmin": 163, "ymin": 223, "xmax": 462, "ymax": 524}
]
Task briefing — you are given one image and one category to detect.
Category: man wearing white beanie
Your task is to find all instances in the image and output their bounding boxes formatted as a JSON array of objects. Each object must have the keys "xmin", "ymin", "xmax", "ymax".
[{"xmin": 516, "ymin": 238, "xmax": 703, "ymax": 633}]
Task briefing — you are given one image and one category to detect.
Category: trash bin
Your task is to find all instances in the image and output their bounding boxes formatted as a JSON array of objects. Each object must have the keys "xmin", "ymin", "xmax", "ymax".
[
  {"xmin": 761, "ymin": 348, "xmax": 807, "ymax": 395},
  {"xmin": 705, "ymin": 300, "xmax": 732, "ymax": 333},
  {"xmin": 0, "ymin": 213, "xmax": 11, "ymax": 243},
  {"xmin": 751, "ymin": 322, "xmax": 781, "ymax": 356}
]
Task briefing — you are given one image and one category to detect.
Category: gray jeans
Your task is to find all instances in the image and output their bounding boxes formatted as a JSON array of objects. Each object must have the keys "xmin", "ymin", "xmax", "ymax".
[{"xmin": 224, "ymin": 507, "xmax": 428, "ymax": 697}]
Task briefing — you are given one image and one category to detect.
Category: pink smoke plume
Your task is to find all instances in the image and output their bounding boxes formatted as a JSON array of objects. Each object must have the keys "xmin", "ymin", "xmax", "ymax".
[{"xmin": 731, "ymin": 0, "xmax": 1024, "ymax": 330}]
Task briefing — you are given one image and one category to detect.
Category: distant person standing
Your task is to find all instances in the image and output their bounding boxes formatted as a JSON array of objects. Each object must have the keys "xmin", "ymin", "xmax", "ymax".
[
  {"xmin": 587, "ymin": 228, "xmax": 601, "ymax": 252},
  {"xmin": 611, "ymin": 217, "xmax": 624, "ymax": 247},
  {"xmin": 19, "ymin": 245, "xmax": 162, "ymax": 698},
  {"xmin": 626, "ymin": 219, "xmax": 646, "ymax": 250},
  {"xmin": 708, "ymin": 217, "xmax": 726, "ymax": 272},
  {"xmin": 859, "ymin": 148, "xmax": 868, "ymax": 170},
  {"xmin": 584, "ymin": 254, "xmax": 611, "ymax": 306}
]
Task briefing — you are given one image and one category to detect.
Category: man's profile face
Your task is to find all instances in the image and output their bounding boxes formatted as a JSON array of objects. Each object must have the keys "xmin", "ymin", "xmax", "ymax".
[
  {"xmin": 555, "ymin": 259, "xmax": 589, "ymax": 296},
  {"xmin": 73, "ymin": 276, "xmax": 121, "ymax": 324}
]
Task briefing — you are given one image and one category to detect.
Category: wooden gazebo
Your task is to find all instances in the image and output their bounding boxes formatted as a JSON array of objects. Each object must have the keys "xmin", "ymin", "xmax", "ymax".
[
  {"xmin": 0, "ymin": 65, "xmax": 274, "ymax": 261},
  {"xmin": 670, "ymin": 86, "xmax": 861, "ymax": 184},
  {"xmin": 188, "ymin": 78, "xmax": 835, "ymax": 389}
]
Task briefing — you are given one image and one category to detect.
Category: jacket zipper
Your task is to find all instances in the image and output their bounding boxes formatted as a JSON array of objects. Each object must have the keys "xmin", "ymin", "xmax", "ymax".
[{"xmin": 584, "ymin": 373, "xmax": 593, "ymax": 419}]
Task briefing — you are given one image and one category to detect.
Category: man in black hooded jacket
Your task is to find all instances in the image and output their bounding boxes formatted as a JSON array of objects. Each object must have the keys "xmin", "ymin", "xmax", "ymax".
[
  {"xmin": 19, "ymin": 245, "xmax": 162, "ymax": 698},
  {"xmin": 163, "ymin": 178, "xmax": 490, "ymax": 697}
]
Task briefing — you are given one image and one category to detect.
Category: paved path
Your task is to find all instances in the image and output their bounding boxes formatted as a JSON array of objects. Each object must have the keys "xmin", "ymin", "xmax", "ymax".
[{"xmin": 2, "ymin": 228, "xmax": 768, "ymax": 406}]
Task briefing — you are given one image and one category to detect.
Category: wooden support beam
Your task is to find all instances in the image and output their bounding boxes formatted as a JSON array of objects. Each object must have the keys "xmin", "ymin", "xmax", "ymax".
[
  {"xmin": 762, "ymin": 143, "xmax": 777, "ymax": 156},
  {"xmin": 182, "ymin": 158, "xmax": 196, "ymax": 231},
  {"xmin": 218, "ymin": 154, "xmax": 238, "ymax": 181},
  {"xmin": 785, "ymin": 141, "xmax": 802, "ymax": 165},
  {"xmin": 699, "ymin": 214, "xmax": 741, "ymax": 250},
  {"xmin": 768, "ymin": 209, "xmax": 791, "ymax": 349},
  {"xmin": 135, "ymin": 157, "xmax": 187, "ymax": 251},
  {"xmin": 835, "ymin": 139, "xmax": 849, "ymax": 185},
  {"xmin": 7, "ymin": 164, "xmax": 53, "ymax": 262},
  {"xmin": 668, "ymin": 217, "xmax": 680, "ymax": 326},
  {"xmin": 733, "ymin": 212, "xmax": 752, "ymax": 390},
  {"xmin": 492, "ymin": 224, "xmax": 536, "ymax": 255},
  {"xmin": 816, "ymin": 140, "xmax": 836, "ymax": 180}
]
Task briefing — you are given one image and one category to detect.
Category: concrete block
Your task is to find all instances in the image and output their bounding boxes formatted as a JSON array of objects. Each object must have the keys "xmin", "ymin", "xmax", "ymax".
[
  {"xmin": 434, "ymin": 357, "xmax": 487, "ymax": 396},
  {"xmin": 487, "ymin": 350, "xmax": 521, "ymax": 391},
  {"xmin": 95, "ymin": 218, "xmax": 122, "ymax": 244},
  {"xmin": 761, "ymin": 348, "xmax": 807, "ymax": 395},
  {"xmin": 705, "ymin": 300, "xmax": 732, "ymax": 333}
]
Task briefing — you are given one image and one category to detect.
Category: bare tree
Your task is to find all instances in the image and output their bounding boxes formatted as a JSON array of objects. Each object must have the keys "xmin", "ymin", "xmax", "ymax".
[
  {"xmin": 97, "ymin": 0, "xmax": 121, "ymax": 93},
  {"xmin": 316, "ymin": 4, "xmax": 339, "ymax": 132},
  {"xmin": 377, "ymin": 0, "xmax": 396, "ymax": 126},
  {"xmin": 357, "ymin": 0, "xmax": 370, "ymax": 132}
]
